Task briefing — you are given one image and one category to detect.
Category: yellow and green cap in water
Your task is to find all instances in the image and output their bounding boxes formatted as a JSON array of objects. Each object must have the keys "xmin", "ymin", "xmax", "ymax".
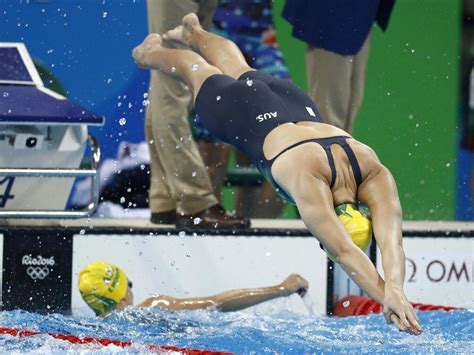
[
  {"xmin": 325, "ymin": 203, "xmax": 373, "ymax": 262},
  {"xmin": 78, "ymin": 261, "xmax": 128, "ymax": 316}
]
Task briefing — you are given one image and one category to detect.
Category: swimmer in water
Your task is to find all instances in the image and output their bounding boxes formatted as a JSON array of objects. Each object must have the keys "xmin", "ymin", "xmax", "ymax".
[
  {"xmin": 79, "ymin": 261, "xmax": 308, "ymax": 316},
  {"xmin": 132, "ymin": 13, "xmax": 422, "ymax": 335}
]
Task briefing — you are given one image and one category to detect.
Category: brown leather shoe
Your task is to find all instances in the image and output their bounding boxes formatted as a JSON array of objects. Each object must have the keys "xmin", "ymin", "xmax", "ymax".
[
  {"xmin": 176, "ymin": 204, "xmax": 250, "ymax": 229},
  {"xmin": 150, "ymin": 210, "xmax": 176, "ymax": 225}
]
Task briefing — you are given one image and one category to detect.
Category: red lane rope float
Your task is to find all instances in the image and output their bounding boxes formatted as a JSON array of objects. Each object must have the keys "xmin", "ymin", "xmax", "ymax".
[
  {"xmin": 333, "ymin": 296, "xmax": 463, "ymax": 317},
  {"xmin": 0, "ymin": 326, "xmax": 231, "ymax": 354}
]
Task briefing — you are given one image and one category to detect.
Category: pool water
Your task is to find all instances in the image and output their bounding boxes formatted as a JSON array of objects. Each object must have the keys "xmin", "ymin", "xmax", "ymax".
[{"xmin": 0, "ymin": 301, "xmax": 472, "ymax": 353}]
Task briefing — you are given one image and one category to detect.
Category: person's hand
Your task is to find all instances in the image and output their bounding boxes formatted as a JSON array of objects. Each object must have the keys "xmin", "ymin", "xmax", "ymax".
[
  {"xmin": 261, "ymin": 27, "xmax": 277, "ymax": 47},
  {"xmin": 280, "ymin": 274, "xmax": 309, "ymax": 297},
  {"xmin": 383, "ymin": 285, "xmax": 422, "ymax": 335}
]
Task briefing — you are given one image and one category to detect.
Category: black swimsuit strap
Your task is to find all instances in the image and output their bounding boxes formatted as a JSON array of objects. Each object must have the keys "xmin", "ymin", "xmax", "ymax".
[
  {"xmin": 267, "ymin": 135, "xmax": 362, "ymax": 188},
  {"xmin": 323, "ymin": 146, "xmax": 337, "ymax": 188},
  {"xmin": 267, "ymin": 137, "xmax": 327, "ymax": 164},
  {"xmin": 339, "ymin": 141, "xmax": 363, "ymax": 186}
]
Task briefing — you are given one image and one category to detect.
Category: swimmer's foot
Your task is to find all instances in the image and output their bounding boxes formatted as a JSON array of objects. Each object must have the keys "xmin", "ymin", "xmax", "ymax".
[
  {"xmin": 132, "ymin": 33, "xmax": 164, "ymax": 69},
  {"xmin": 163, "ymin": 13, "xmax": 203, "ymax": 49}
]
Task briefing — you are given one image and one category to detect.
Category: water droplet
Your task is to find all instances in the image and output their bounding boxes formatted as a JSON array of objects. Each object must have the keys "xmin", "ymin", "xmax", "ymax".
[
  {"xmin": 191, "ymin": 64, "xmax": 199, "ymax": 71},
  {"xmin": 79, "ymin": 229, "xmax": 85, "ymax": 235},
  {"xmin": 119, "ymin": 117, "xmax": 127, "ymax": 126},
  {"xmin": 186, "ymin": 253, "xmax": 191, "ymax": 258},
  {"xmin": 216, "ymin": 96, "xmax": 221, "ymax": 101},
  {"xmin": 128, "ymin": 102, "xmax": 132, "ymax": 109},
  {"xmin": 46, "ymin": 49, "xmax": 54, "ymax": 54},
  {"xmin": 120, "ymin": 197, "xmax": 126, "ymax": 203},
  {"xmin": 178, "ymin": 231, "xmax": 186, "ymax": 237},
  {"xmin": 143, "ymin": 92, "xmax": 148, "ymax": 98},
  {"xmin": 191, "ymin": 171, "xmax": 197, "ymax": 177},
  {"xmin": 106, "ymin": 78, "xmax": 112, "ymax": 84},
  {"xmin": 343, "ymin": 300, "xmax": 351, "ymax": 308},
  {"xmin": 193, "ymin": 217, "xmax": 202, "ymax": 225},
  {"xmin": 102, "ymin": 11, "xmax": 108, "ymax": 18},
  {"xmin": 446, "ymin": 162, "xmax": 451, "ymax": 167},
  {"xmin": 170, "ymin": 66, "xmax": 176, "ymax": 73},
  {"xmin": 246, "ymin": 79, "xmax": 253, "ymax": 86},
  {"xmin": 411, "ymin": 49, "xmax": 415, "ymax": 53},
  {"xmin": 3, "ymin": 92, "xmax": 9, "ymax": 98},
  {"xmin": 142, "ymin": 99, "xmax": 150, "ymax": 107}
]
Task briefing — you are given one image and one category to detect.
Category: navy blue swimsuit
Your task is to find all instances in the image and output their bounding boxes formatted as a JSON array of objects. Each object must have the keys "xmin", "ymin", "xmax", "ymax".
[{"xmin": 195, "ymin": 70, "xmax": 363, "ymax": 203}]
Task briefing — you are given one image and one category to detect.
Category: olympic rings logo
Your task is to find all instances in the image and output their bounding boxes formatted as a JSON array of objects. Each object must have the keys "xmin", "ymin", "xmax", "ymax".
[{"xmin": 26, "ymin": 266, "xmax": 50, "ymax": 280}]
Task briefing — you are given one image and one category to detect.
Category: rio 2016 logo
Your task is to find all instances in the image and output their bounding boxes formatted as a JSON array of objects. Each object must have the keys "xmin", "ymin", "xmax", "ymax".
[{"xmin": 22, "ymin": 254, "xmax": 56, "ymax": 280}]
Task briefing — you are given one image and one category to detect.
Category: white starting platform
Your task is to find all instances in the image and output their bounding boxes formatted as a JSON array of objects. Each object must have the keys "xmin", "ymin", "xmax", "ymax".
[{"xmin": 0, "ymin": 43, "xmax": 104, "ymax": 218}]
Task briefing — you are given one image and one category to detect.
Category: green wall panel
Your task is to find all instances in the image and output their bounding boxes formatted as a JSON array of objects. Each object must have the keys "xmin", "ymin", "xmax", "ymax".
[{"xmin": 273, "ymin": 0, "xmax": 460, "ymax": 220}]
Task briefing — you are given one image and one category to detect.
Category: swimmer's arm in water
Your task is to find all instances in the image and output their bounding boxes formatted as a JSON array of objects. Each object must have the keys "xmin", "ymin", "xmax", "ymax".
[
  {"xmin": 288, "ymin": 172, "xmax": 386, "ymax": 303},
  {"xmin": 358, "ymin": 165, "xmax": 422, "ymax": 334},
  {"xmin": 137, "ymin": 274, "xmax": 308, "ymax": 312}
]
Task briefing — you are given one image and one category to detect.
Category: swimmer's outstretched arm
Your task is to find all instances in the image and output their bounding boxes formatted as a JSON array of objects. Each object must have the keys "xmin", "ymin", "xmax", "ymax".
[
  {"xmin": 136, "ymin": 274, "xmax": 308, "ymax": 312},
  {"xmin": 286, "ymin": 172, "xmax": 420, "ymax": 334},
  {"xmin": 289, "ymin": 173, "xmax": 386, "ymax": 301},
  {"xmin": 358, "ymin": 165, "xmax": 421, "ymax": 334}
]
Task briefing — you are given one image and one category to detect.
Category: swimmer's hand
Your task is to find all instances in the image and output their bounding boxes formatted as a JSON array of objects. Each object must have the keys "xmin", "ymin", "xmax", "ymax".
[
  {"xmin": 383, "ymin": 286, "xmax": 422, "ymax": 335},
  {"xmin": 280, "ymin": 274, "xmax": 309, "ymax": 297}
]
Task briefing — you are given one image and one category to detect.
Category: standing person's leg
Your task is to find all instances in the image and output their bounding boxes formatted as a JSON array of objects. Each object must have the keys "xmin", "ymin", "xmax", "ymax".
[
  {"xmin": 345, "ymin": 32, "xmax": 372, "ymax": 134},
  {"xmin": 305, "ymin": 33, "xmax": 372, "ymax": 134},
  {"xmin": 145, "ymin": 112, "xmax": 176, "ymax": 223},
  {"xmin": 146, "ymin": 0, "xmax": 218, "ymax": 220},
  {"xmin": 305, "ymin": 46, "xmax": 352, "ymax": 131}
]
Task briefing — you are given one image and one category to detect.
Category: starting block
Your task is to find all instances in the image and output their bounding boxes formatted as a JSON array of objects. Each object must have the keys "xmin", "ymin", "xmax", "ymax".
[{"xmin": 0, "ymin": 43, "xmax": 104, "ymax": 218}]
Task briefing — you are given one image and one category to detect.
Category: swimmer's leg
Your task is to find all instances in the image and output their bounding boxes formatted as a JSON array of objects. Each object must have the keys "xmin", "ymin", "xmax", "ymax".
[
  {"xmin": 164, "ymin": 13, "xmax": 252, "ymax": 79},
  {"xmin": 132, "ymin": 34, "xmax": 222, "ymax": 101}
]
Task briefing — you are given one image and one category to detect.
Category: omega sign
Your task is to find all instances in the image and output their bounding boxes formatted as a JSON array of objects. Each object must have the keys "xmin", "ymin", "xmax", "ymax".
[{"xmin": 22, "ymin": 254, "xmax": 56, "ymax": 280}]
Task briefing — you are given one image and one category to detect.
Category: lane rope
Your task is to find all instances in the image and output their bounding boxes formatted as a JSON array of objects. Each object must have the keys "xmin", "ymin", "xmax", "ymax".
[{"xmin": 0, "ymin": 326, "xmax": 231, "ymax": 354}]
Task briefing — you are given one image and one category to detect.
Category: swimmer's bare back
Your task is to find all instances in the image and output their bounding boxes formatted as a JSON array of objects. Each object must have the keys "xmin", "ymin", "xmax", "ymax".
[{"xmin": 265, "ymin": 121, "xmax": 382, "ymax": 206}]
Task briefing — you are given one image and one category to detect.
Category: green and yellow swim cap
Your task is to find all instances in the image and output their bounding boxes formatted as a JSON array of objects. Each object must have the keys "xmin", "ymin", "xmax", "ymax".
[
  {"xmin": 78, "ymin": 261, "xmax": 128, "ymax": 316},
  {"xmin": 325, "ymin": 203, "xmax": 373, "ymax": 262}
]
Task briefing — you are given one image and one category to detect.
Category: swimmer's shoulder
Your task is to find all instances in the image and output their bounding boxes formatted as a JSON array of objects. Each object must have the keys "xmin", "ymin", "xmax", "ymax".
[{"xmin": 347, "ymin": 138, "xmax": 384, "ymax": 179}]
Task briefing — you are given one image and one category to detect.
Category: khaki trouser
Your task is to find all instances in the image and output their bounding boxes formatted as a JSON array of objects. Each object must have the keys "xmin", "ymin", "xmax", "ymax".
[
  {"xmin": 145, "ymin": 0, "xmax": 218, "ymax": 214},
  {"xmin": 305, "ymin": 32, "xmax": 372, "ymax": 134}
]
